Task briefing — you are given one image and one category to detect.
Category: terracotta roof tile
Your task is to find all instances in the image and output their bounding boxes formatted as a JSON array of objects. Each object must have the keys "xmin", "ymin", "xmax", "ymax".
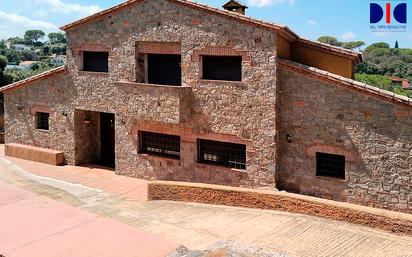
[
  {"xmin": 0, "ymin": 66, "xmax": 67, "ymax": 93},
  {"xmin": 278, "ymin": 58, "xmax": 412, "ymax": 107}
]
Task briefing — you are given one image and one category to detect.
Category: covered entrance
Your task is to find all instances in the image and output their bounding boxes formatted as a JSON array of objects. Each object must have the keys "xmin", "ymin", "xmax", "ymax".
[{"xmin": 74, "ymin": 110, "xmax": 115, "ymax": 168}]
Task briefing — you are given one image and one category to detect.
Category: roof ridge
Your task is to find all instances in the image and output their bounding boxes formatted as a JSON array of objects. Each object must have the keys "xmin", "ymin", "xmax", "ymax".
[
  {"xmin": 278, "ymin": 58, "xmax": 412, "ymax": 107},
  {"xmin": 59, "ymin": 0, "xmax": 361, "ymax": 60},
  {"xmin": 0, "ymin": 66, "xmax": 67, "ymax": 92}
]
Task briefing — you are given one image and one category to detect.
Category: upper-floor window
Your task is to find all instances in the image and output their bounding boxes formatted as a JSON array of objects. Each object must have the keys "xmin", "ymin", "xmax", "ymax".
[
  {"xmin": 316, "ymin": 152, "xmax": 345, "ymax": 179},
  {"xmin": 147, "ymin": 54, "xmax": 181, "ymax": 86},
  {"xmin": 36, "ymin": 112, "xmax": 49, "ymax": 130},
  {"xmin": 197, "ymin": 139, "xmax": 246, "ymax": 169},
  {"xmin": 82, "ymin": 51, "xmax": 109, "ymax": 72},
  {"xmin": 139, "ymin": 131, "xmax": 180, "ymax": 159},
  {"xmin": 202, "ymin": 55, "xmax": 242, "ymax": 81}
]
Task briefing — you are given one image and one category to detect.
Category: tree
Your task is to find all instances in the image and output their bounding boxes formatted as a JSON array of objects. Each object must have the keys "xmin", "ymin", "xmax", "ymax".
[
  {"xmin": 48, "ymin": 32, "xmax": 66, "ymax": 44},
  {"xmin": 365, "ymin": 42, "xmax": 390, "ymax": 52},
  {"xmin": 317, "ymin": 36, "xmax": 342, "ymax": 47},
  {"xmin": 395, "ymin": 41, "xmax": 399, "ymax": 49},
  {"xmin": 0, "ymin": 40, "xmax": 5, "ymax": 50},
  {"xmin": 50, "ymin": 43, "xmax": 66, "ymax": 55},
  {"xmin": 8, "ymin": 37, "xmax": 26, "ymax": 45},
  {"xmin": 4, "ymin": 68, "xmax": 27, "ymax": 82},
  {"xmin": 4, "ymin": 50, "xmax": 19, "ymax": 64},
  {"xmin": 24, "ymin": 30, "xmax": 45, "ymax": 46},
  {"xmin": 342, "ymin": 41, "xmax": 365, "ymax": 50},
  {"xmin": 18, "ymin": 50, "xmax": 38, "ymax": 61},
  {"xmin": 0, "ymin": 56, "xmax": 7, "ymax": 71}
]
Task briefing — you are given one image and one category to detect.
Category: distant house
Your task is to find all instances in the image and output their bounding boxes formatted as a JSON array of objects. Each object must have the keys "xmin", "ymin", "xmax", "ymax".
[
  {"xmin": 4, "ymin": 41, "xmax": 11, "ymax": 50},
  {"xmin": 387, "ymin": 76, "xmax": 411, "ymax": 89},
  {"xmin": 18, "ymin": 61, "xmax": 37, "ymax": 71},
  {"xmin": 12, "ymin": 44, "xmax": 31, "ymax": 52},
  {"xmin": 50, "ymin": 55, "xmax": 67, "ymax": 65}
]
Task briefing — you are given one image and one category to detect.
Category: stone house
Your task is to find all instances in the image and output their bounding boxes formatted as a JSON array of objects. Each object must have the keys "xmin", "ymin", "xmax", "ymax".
[{"xmin": 2, "ymin": 0, "xmax": 411, "ymax": 213}]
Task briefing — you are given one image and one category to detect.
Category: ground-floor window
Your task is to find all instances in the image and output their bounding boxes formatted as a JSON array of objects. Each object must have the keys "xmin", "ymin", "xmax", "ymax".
[
  {"xmin": 197, "ymin": 139, "xmax": 246, "ymax": 169},
  {"xmin": 316, "ymin": 152, "xmax": 345, "ymax": 179},
  {"xmin": 36, "ymin": 112, "xmax": 49, "ymax": 130},
  {"xmin": 139, "ymin": 131, "xmax": 180, "ymax": 159}
]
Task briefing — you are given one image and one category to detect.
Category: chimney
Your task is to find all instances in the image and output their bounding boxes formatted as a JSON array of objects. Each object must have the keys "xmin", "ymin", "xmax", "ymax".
[{"xmin": 222, "ymin": 0, "xmax": 248, "ymax": 15}]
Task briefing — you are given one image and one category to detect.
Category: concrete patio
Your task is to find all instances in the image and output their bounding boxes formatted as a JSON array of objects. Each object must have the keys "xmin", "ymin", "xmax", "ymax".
[{"xmin": 1, "ymin": 145, "xmax": 412, "ymax": 257}]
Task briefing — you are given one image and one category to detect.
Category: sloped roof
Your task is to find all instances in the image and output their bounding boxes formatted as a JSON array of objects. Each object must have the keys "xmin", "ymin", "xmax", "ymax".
[
  {"xmin": 60, "ymin": 0, "xmax": 361, "ymax": 63},
  {"xmin": 278, "ymin": 58, "xmax": 412, "ymax": 107},
  {"xmin": 0, "ymin": 66, "xmax": 67, "ymax": 93}
]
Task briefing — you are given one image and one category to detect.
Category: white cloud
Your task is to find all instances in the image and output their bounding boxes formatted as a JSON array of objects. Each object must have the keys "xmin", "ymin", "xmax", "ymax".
[
  {"xmin": 32, "ymin": 0, "xmax": 102, "ymax": 16},
  {"xmin": 306, "ymin": 19, "xmax": 318, "ymax": 25},
  {"xmin": 341, "ymin": 31, "xmax": 355, "ymax": 40},
  {"xmin": 248, "ymin": 0, "xmax": 295, "ymax": 7},
  {"xmin": 0, "ymin": 10, "xmax": 58, "ymax": 39}
]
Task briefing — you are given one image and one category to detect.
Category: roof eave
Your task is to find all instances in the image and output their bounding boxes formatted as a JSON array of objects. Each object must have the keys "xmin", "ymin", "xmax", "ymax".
[{"xmin": 0, "ymin": 66, "xmax": 67, "ymax": 93}]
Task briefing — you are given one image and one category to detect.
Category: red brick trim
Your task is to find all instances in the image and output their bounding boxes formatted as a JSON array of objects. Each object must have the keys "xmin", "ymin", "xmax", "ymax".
[
  {"xmin": 192, "ymin": 46, "xmax": 251, "ymax": 62},
  {"xmin": 129, "ymin": 121, "xmax": 255, "ymax": 151},
  {"xmin": 0, "ymin": 66, "xmax": 67, "ymax": 93},
  {"xmin": 306, "ymin": 144, "xmax": 357, "ymax": 163},
  {"xmin": 72, "ymin": 43, "xmax": 112, "ymax": 56},
  {"xmin": 395, "ymin": 110, "xmax": 409, "ymax": 118},
  {"xmin": 137, "ymin": 42, "xmax": 181, "ymax": 55},
  {"xmin": 30, "ymin": 105, "xmax": 54, "ymax": 116}
]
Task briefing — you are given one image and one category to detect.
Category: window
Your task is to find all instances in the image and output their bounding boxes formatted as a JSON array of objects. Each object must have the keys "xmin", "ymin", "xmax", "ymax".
[
  {"xmin": 197, "ymin": 139, "xmax": 246, "ymax": 169},
  {"xmin": 36, "ymin": 112, "xmax": 49, "ymax": 130},
  {"xmin": 139, "ymin": 131, "xmax": 180, "ymax": 159},
  {"xmin": 202, "ymin": 55, "xmax": 242, "ymax": 81},
  {"xmin": 316, "ymin": 152, "xmax": 345, "ymax": 179},
  {"xmin": 82, "ymin": 51, "xmax": 109, "ymax": 72},
  {"xmin": 147, "ymin": 54, "xmax": 181, "ymax": 86}
]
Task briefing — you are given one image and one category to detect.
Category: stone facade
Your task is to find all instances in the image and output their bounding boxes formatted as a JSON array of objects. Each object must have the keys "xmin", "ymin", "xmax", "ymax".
[
  {"xmin": 277, "ymin": 67, "xmax": 412, "ymax": 213},
  {"xmin": 5, "ymin": 0, "xmax": 278, "ymax": 187},
  {"xmin": 2, "ymin": 0, "xmax": 412, "ymax": 212}
]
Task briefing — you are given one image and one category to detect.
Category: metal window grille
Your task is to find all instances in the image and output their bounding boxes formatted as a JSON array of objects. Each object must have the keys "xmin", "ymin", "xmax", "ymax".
[
  {"xmin": 316, "ymin": 152, "xmax": 345, "ymax": 179},
  {"xmin": 139, "ymin": 131, "xmax": 180, "ymax": 159},
  {"xmin": 197, "ymin": 139, "xmax": 246, "ymax": 169},
  {"xmin": 36, "ymin": 112, "xmax": 49, "ymax": 130}
]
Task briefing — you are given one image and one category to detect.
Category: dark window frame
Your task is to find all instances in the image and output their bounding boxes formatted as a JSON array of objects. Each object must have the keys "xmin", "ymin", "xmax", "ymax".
[
  {"xmin": 197, "ymin": 139, "xmax": 246, "ymax": 170},
  {"xmin": 82, "ymin": 51, "xmax": 109, "ymax": 73},
  {"xmin": 36, "ymin": 112, "xmax": 49, "ymax": 130},
  {"xmin": 316, "ymin": 152, "xmax": 345, "ymax": 179},
  {"xmin": 201, "ymin": 55, "xmax": 242, "ymax": 82},
  {"xmin": 138, "ymin": 131, "xmax": 180, "ymax": 159}
]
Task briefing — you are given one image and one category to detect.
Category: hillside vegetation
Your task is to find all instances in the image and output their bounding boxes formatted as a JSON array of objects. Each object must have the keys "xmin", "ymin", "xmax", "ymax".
[{"xmin": 318, "ymin": 37, "xmax": 412, "ymax": 98}]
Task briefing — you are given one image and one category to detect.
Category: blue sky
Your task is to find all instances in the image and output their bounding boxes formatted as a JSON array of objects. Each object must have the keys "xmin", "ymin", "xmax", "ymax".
[{"xmin": 0, "ymin": 0, "xmax": 411, "ymax": 48}]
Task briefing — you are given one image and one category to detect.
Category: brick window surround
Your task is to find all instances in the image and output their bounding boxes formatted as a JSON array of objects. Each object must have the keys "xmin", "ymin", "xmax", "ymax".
[
  {"xmin": 72, "ymin": 43, "xmax": 112, "ymax": 56},
  {"xmin": 191, "ymin": 46, "xmax": 251, "ymax": 63},
  {"xmin": 129, "ymin": 122, "xmax": 255, "ymax": 153},
  {"xmin": 30, "ymin": 105, "xmax": 53, "ymax": 116},
  {"xmin": 306, "ymin": 144, "xmax": 356, "ymax": 163},
  {"xmin": 136, "ymin": 41, "xmax": 181, "ymax": 55}
]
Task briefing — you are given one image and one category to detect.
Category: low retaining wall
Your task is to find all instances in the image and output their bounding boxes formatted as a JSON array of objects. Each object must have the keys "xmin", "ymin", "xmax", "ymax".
[
  {"xmin": 5, "ymin": 143, "xmax": 64, "ymax": 165},
  {"xmin": 148, "ymin": 181, "xmax": 412, "ymax": 236}
]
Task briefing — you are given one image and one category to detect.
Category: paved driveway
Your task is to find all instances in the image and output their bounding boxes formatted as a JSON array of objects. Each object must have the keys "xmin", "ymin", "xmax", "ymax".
[
  {"xmin": 0, "ymin": 181, "xmax": 178, "ymax": 257},
  {"xmin": 1, "ymin": 151, "xmax": 412, "ymax": 257}
]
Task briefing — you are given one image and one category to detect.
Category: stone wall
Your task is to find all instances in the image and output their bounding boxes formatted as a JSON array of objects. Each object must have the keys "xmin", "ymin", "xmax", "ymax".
[
  {"xmin": 277, "ymin": 67, "xmax": 412, "ymax": 213},
  {"xmin": 4, "ymin": 72, "xmax": 76, "ymax": 164}
]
